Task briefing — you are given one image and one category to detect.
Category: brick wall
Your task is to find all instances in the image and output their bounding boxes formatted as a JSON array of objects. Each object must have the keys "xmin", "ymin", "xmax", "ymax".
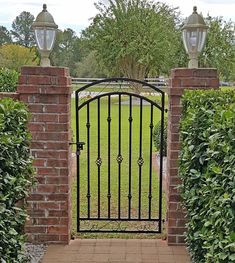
[
  {"xmin": 17, "ymin": 66, "xmax": 72, "ymax": 244},
  {"xmin": 0, "ymin": 92, "xmax": 19, "ymax": 100},
  {"xmin": 166, "ymin": 68, "xmax": 219, "ymax": 245}
]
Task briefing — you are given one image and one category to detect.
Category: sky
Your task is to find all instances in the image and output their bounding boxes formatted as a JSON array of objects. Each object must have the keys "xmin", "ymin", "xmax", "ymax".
[{"xmin": 0, "ymin": 0, "xmax": 235, "ymax": 36}]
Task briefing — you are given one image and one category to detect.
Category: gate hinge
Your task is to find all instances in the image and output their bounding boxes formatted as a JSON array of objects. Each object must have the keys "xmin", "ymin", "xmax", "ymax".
[{"xmin": 69, "ymin": 141, "xmax": 85, "ymax": 155}]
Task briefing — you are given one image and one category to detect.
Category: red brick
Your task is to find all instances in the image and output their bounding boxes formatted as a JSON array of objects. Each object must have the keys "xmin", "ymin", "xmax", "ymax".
[
  {"xmin": 59, "ymin": 114, "xmax": 69, "ymax": 123},
  {"xmin": 25, "ymin": 226, "xmax": 46, "ymax": 233},
  {"xmin": 37, "ymin": 167, "xmax": 59, "ymax": 176},
  {"xmin": 28, "ymin": 104, "xmax": 44, "ymax": 113},
  {"xmin": 169, "ymin": 194, "xmax": 181, "ymax": 202},
  {"xmin": 47, "ymin": 159, "xmax": 68, "ymax": 168},
  {"xmin": 33, "ymin": 159, "xmax": 45, "ymax": 167},
  {"xmin": 59, "ymin": 235, "xmax": 69, "ymax": 242},
  {"xmin": 33, "ymin": 132, "xmax": 69, "ymax": 141},
  {"xmin": 46, "ymin": 123, "xmax": 68, "ymax": 132},
  {"xmin": 27, "ymin": 194, "xmax": 45, "ymax": 201},
  {"xmin": 168, "ymin": 227, "xmax": 186, "ymax": 235},
  {"xmin": 20, "ymin": 66, "xmax": 69, "ymax": 77},
  {"xmin": 167, "ymin": 235, "xmax": 177, "ymax": 244},
  {"xmin": 31, "ymin": 114, "xmax": 59, "ymax": 123},
  {"xmin": 37, "ymin": 234, "xmax": 59, "ymax": 242},
  {"xmin": 48, "ymin": 210, "xmax": 68, "ymax": 217},
  {"xmin": 46, "ymin": 176, "xmax": 68, "ymax": 184},
  {"xmin": 28, "ymin": 123, "xmax": 44, "ymax": 131},
  {"xmin": 38, "ymin": 218, "xmax": 60, "ymax": 225},
  {"xmin": 37, "ymin": 185, "xmax": 58, "ymax": 193},
  {"xmin": 177, "ymin": 219, "xmax": 187, "ymax": 227},
  {"xmin": 48, "ymin": 226, "xmax": 68, "ymax": 234},
  {"xmin": 45, "ymin": 142, "xmax": 68, "ymax": 150},
  {"xmin": 38, "ymin": 202, "xmax": 60, "ymax": 210},
  {"xmin": 47, "ymin": 194, "xmax": 67, "ymax": 201},
  {"xmin": 177, "ymin": 235, "xmax": 186, "ymax": 244},
  {"xmin": 0, "ymin": 92, "xmax": 19, "ymax": 100}
]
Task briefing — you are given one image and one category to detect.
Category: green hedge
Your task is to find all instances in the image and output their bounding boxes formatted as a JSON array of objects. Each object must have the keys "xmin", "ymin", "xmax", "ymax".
[
  {"xmin": 180, "ymin": 89, "xmax": 235, "ymax": 262},
  {"xmin": 0, "ymin": 68, "xmax": 19, "ymax": 92},
  {"xmin": 153, "ymin": 117, "xmax": 167, "ymax": 156},
  {"xmin": 0, "ymin": 98, "xmax": 34, "ymax": 262}
]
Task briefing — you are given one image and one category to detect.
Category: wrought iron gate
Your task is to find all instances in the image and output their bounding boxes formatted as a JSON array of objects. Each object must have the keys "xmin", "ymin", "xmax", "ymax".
[{"xmin": 75, "ymin": 78, "xmax": 165, "ymax": 233}]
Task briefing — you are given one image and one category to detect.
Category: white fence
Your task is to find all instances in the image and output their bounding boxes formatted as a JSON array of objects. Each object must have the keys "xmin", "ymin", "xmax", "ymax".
[{"xmin": 71, "ymin": 77, "xmax": 168, "ymax": 87}]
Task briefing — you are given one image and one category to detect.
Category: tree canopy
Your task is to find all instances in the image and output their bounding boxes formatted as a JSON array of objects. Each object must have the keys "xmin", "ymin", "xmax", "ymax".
[
  {"xmin": 0, "ymin": 44, "xmax": 38, "ymax": 71},
  {"xmin": 82, "ymin": 0, "xmax": 181, "ymax": 80},
  {"xmin": 0, "ymin": 26, "xmax": 12, "ymax": 45},
  {"xmin": 11, "ymin": 11, "xmax": 35, "ymax": 47},
  {"xmin": 199, "ymin": 16, "xmax": 235, "ymax": 81}
]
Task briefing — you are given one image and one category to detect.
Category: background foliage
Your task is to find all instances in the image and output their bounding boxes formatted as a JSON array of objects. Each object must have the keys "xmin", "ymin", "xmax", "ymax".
[
  {"xmin": 0, "ymin": 98, "xmax": 34, "ymax": 262},
  {"xmin": 153, "ymin": 117, "xmax": 167, "ymax": 156},
  {"xmin": 180, "ymin": 89, "xmax": 235, "ymax": 262},
  {"xmin": 0, "ymin": 68, "xmax": 19, "ymax": 92},
  {"xmin": 0, "ymin": 4, "xmax": 234, "ymax": 79},
  {"xmin": 82, "ymin": 0, "xmax": 181, "ymax": 80},
  {"xmin": 0, "ymin": 44, "xmax": 38, "ymax": 72}
]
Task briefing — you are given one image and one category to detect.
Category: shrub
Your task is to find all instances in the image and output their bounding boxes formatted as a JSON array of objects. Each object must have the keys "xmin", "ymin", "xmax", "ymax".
[
  {"xmin": 0, "ymin": 68, "xmax": 19, "ymax": 92},
  {"xmin": 0, "ymin": 98, "xmax": 34, "ymax": 262},
  {"xmin": 153, "ymin": 117, "xmax": 167, "ymax": 156},
  {"xmin": 180, "ymin": 89, "xmax": 235, "ymax": 262}
]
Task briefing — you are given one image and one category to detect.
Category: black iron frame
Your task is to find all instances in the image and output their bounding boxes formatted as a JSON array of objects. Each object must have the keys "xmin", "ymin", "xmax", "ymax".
[{"xmin": 75, "ymin": 78, "xmax": 165, "ymax": 234}]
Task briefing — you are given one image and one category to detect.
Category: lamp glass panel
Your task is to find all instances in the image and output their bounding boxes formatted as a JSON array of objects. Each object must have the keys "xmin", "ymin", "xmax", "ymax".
[
  {"xmin": 197, "ymin": 29, "xmax": 207, "ymax": 52},
  {"xmin": 35, "ymin": 29, "xmax": 45, "ymax": 50},
  {"xmin": 46, "ymin": 29, "xmax": 56, "ymax": 51}
]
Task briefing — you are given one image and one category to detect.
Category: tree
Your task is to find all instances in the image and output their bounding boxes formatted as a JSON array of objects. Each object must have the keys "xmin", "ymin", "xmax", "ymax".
[
  {"xmin": 51, "ymin": 28, "xmax": 81, "ymax": 76},
  {"xmin": 0, "ymin": 44, "xmax": 38, "ymax": 72},
  {"xmin": 76, "ymin": 50, "xmax": 107, "ymax": 77},
  {"xmin": 82, "ymin": 0, "xmax": 181, "ymax": 84},
  {"xmin": 0, "ymin": 26, "xmax": 12, "ymax": 45},
  {"xmin": 11, "ymin": 11, "xmax": 35, "ymax": 47},
  {"xmin": 199, "ymin": 16, "xmax": 235, "ymax": 81}
]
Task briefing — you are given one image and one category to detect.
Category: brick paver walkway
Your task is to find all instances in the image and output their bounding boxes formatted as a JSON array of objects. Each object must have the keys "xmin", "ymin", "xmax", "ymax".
[{"xmin": 42, "ymin": 239, "xmax": 191, "ymax": 263}]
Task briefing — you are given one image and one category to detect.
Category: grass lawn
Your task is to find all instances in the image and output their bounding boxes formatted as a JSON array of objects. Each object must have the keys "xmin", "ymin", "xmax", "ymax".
[{"xmin": 71, "ymin": 93, "xmax": 167, "ymax": 239}]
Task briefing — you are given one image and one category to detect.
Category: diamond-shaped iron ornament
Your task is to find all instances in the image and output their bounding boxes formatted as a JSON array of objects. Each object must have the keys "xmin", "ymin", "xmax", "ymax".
[
  {"xmin": 116, "ymin": 155, "xmax": 123, "ymax": 164},
  {"xmin": 137, "ymin": 157, "xmax": 144, "ymax": 166},
  {"xmin": 95, "ymin": 158, "xmax": 102, "ymax": 167}
]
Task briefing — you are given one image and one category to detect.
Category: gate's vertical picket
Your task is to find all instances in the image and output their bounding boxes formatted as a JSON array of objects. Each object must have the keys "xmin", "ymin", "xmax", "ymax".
[
  {"xmin": 97, "ymin": 98, "xmax": 101, "ymax": 219},
  {"xmin": 128, "ymin": 95, "xmax": 133, "ymax": 220},
  {"xmin": 138, "ymin": 98, "xmax": 143, "ymax": 219},
  {"xmin": 107, "ymin": 95, "xmax": 111, "ymax": 218},
  {"xmin": 148, "ymin": 104, "xmax": 154, "ymax": 219}
]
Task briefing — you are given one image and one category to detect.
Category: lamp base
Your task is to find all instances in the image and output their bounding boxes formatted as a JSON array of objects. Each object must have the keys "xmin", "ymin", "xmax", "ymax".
[
  {"xmin": 40, "ymin": 57, "xmax": 51, "ymax": 67},
  {"xmin": 188, "ymin": 58, "xmax": 198, "ymax": 68}
]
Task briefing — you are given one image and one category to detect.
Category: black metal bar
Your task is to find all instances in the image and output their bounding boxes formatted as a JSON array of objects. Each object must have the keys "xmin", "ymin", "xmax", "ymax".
[
  {"xmin": 86, "ymin": 103, "xmax": 91, "ymax": 218},
  {"xmin": 76, "ymin": 91, "xmax": 80, "ymax": 232},
  {"xmin": 148, "ymin": 105, "xmax": 154, "ymax": 219},
  {"xmin": 138, "ymin": 98, "xmax": 143, "ymax": 219},
  {"xmin": 118, "ymin": 94, "xmax": 121, "ymax": 219},
  {"xmin": 78, "ymin": 229, "xmax": 161, "ymax": 234},
  {"xmin": 158, "ymin": 93, "xmax": 165, "ymax": 232},
  {"xmin": 97, "ymin": 98, "xmax": 101, "ymax": 218},
  {"xmin": 76, "ymin": 77, "xmax": 165, "ymax": 96},
  {"xmin": 79, "ymin": 218, "xmax": 160, "ymax": 222},
  {"xmin": 128, "ymin": 95, "xmax": 132, "ymax": 219},
  {"xmin": 78, "ymin": 91, "xmax": 162, "ymax": 111},
  {"xmin": 107, "ymin": 95, "xmax": 111, "ymax": 218}
]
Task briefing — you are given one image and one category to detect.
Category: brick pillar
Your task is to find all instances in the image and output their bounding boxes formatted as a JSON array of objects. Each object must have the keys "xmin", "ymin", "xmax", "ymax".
[
  {"xmin": 17, "ymin": 66, "xmax": 72, "ymax": 244},
  {"xmin": 166, "ymin": 68, "xmax": 219, "ymax": 245}
]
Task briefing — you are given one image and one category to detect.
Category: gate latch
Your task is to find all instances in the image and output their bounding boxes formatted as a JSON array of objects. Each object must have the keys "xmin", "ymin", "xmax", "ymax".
[{"xmin": 69, "ymin": 142, "xmax": 85, "ymax": 155}]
